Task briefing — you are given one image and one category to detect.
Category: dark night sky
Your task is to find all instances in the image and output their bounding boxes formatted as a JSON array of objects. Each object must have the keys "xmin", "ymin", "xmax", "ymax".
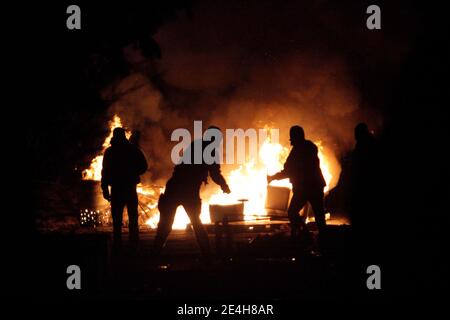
[{"xmin": 20, "ymin": 0, "xmax": 447, "ymax": 180}]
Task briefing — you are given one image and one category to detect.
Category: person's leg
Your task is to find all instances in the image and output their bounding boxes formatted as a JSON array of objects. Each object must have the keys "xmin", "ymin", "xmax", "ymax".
[
  {"xmin": 287, "ymin": 190, "xmax": 308, "ymax": 239},
  {"xmin": 111, "ymin": 188, "xmax": 125, "ymax": 248},
  {"xmin": 184, "ymin": 199, "xmax": 211, "ymax": 260},
  {"xmin": 126, "ymin": 186, "xmax": 139, "ymax": 246},
  {"xmin": 309, "ymin": 189, "xmax": 326, "ymax": 234},
  {"xmin": 152, "ymin": 193, "xmax": 177, "ymax": 257}
]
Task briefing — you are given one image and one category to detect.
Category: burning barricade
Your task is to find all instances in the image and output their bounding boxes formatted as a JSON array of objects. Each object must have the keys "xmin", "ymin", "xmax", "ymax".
[{"xmin": 80, "ymin": 115, "xmax": 339, "ymax": 230}]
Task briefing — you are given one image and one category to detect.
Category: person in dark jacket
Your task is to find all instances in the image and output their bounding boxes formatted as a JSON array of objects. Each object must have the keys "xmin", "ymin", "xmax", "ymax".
[
  {"xmin": 101, "ymin": 127, "xmax": 148, "ymax": 248},
  {"xmin": 152, "ymin": 127, "xmax": 231, "ymax": 260},
  {"xmin": 349, "ymin": 123, "xmax": 377, "ymax": 211},
  {"xmin": 348, "ymin": 123, "xmax": 379, "ymax": 253},
  {"xmin": 268, "ymin": 126, "xmax": 326, "ymax": 239}
]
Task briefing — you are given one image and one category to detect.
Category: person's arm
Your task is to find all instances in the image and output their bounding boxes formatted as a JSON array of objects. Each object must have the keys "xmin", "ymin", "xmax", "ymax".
[
  {"xmin": 101, "ymin": 149, "xmax": 112, "ymax": 201},
  {"xmin": 209, "ymin": 164, "xmax": 231, "ymax": 193},
  {"xmin": 267, "ymin": 151, "xmax": 292, "ymax": 183},
  {"xmin": 268, "ymin": 169, "xmax": 288, "ymax": 182}
]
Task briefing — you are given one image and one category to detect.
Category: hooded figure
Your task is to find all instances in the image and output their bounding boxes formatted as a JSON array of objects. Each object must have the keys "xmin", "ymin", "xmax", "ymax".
[{"xmin": 101, "ymin": 127, "xmax": 148, "ymax": 249}]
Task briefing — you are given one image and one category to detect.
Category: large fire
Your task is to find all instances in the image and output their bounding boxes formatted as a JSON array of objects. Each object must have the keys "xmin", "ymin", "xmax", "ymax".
[{"xmin": 83, "ymin": 115, "xmax": 337, "ymax": 229}]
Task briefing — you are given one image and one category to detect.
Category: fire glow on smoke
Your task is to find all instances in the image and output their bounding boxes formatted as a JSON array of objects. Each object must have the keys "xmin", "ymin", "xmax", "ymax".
[{"xmin": 83, "ymin": 115, "xmax": 336, "ymax": 229}]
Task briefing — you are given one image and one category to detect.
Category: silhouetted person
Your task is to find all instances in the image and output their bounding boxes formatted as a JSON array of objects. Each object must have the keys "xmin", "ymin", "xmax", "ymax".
[
  {"xmin": 152, "ymin": 127, "xmax": 231, "ymax": 261},
  {"xmin": 101, "ymin": 128, "xmax": 148, "ymax": 249},
  {"xmin": 348, "ymin": 123, "xmax": 379, "ymax": 249},
  {"xmin": 268, "ymin": 126, "xmax": 326, "ymax": 240},
  {"xmin": 352, "ymin": 123, "xmax": 376, "ymax": 179}
]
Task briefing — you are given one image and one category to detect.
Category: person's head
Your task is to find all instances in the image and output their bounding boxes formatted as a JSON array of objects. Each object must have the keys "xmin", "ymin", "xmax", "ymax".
[
  {"xmin": 130, "ymin": 130, "xmax": 141, "ymax": 146},
  {"xmin": 289, "ymin": 125, "xmax": 305, "ymax": 146},
  {"xmin": 111, "ymin": 127, "xmax": 127, "ymax": 146},
  {"xmin": 354, "ymin": 122, "xmax": 370, "ymax": 142}
]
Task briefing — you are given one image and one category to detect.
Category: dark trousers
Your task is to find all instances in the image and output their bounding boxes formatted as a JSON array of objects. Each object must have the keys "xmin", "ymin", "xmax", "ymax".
[
  {"xmin": 288, "ymin": 188, "xmax": 326, "ymax": 235},
  {"xmin": 153, "ymin": 192, "xmax": 211, "ymax": 258},
  {"xmin": 111, "ymin": 184, "xmax": 139, "ymax": 245}
]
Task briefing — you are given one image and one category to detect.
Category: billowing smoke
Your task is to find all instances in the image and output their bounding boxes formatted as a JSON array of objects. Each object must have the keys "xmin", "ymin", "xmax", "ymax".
[{"xmin": 98, "ymin": 0, "xmax": 407, "ymax": 188}]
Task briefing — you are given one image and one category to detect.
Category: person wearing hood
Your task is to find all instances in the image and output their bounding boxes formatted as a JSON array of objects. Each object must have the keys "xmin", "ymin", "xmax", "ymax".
[{"xmin": 101, "ymin": 127, "xmax": 148, "ymax": 250}]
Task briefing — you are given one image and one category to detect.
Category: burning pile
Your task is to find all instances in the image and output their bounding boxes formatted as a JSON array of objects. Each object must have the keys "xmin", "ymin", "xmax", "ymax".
[{"xmin": 82, "ymin": 115, "xmax": 337, "ymax": 229}]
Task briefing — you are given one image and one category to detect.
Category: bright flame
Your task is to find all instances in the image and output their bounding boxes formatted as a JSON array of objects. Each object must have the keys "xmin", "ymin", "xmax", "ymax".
[{"xmin": 316, "ymin": 141, "xmax": 333, "ymax": 193}]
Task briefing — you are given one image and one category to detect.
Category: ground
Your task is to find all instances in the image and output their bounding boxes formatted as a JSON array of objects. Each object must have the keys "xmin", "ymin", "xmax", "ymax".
[{"xmin": 21, "ymin": 217, "xmax": 384, "ymax": 301}]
